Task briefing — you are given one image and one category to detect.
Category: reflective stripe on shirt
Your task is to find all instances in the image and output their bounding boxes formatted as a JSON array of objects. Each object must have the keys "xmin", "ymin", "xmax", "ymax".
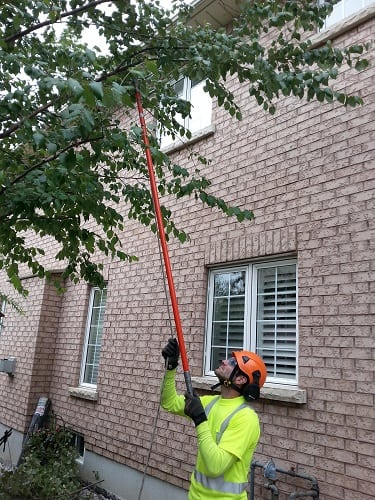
[
  {"xmin": 194, "ymin": 469, "xmax": 248, "ymax": 495},
  {"xmin": 204, "ymin": 396, "xmax": 249, "ymax": 444}
]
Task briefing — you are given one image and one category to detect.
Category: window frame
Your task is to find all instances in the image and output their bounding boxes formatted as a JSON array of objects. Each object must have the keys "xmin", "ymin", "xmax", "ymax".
[
  {"xmin": 204, "ymin": 258, "xmax": 298, "ymax": 386},
  {"xmin": 79, "ymin": 286, "xmax": 107, "ymax": 389},
  {"xmin": 321, "ymin": 0, "xmax": 375, "ymax": 28},
  {"xmin": 70, "ymin": 432, "xmax": 85, "ymax": 464},
  {"xmin": 0, "ymin": 299, "xmax": 6, "ymax": 335},
  {"xmin": 159, "ymin": 76, "xmax": 212, "ymax": 149}
]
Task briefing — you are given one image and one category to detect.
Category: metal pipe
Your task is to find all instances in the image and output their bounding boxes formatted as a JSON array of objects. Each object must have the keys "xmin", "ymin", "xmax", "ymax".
[
  {"xmin": 265, "ymin": 481, "xmax": 279, "ymax": 499},
  {"xmin": 249, "ymin": 460, "xmax": 319, "ymax": 500},
  {"xmin": 250, "ymin": 460, "xmax": 266, "ymax": 500},
  {"xmin": 134, "ymin": 85, "xmax": 193, "ymax": 395},
  {"xmin": 249, "ymin": 462, "xmax": 257, "ymax": 500},
  {"xmin": 289, "ymin": 490, "xmax": 319, "ymax": 499}
]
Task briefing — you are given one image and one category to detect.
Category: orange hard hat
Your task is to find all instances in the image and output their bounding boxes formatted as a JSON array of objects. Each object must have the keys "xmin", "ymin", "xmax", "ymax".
[{"xmin": 232, "ymin": 351, "xmax": 267, "ymax": 388}]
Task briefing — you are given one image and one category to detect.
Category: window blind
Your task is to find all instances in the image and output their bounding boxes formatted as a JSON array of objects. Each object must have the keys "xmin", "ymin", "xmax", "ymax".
[{"xmin": 256, "ymin": 264, "xmax": 297, "ymax": 380}]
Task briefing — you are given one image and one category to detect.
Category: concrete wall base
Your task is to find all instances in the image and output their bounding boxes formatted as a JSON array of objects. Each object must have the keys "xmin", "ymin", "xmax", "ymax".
[
  {"xmin": 0, "ymin": 423, "xmax": 186, "ymax": 500},
  {"xmin": 0, "ymin": 423, "xmax": 23, "ymax": 467},
  {"xmin": 79, "ymin": 450, "xmax": 187, "ymax": 500}
]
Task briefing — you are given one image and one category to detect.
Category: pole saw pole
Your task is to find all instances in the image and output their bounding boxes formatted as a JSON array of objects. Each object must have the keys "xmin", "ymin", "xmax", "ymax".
[{"xmin": 134, "ymin": 84, "xmax": 194, "ymax": 395}]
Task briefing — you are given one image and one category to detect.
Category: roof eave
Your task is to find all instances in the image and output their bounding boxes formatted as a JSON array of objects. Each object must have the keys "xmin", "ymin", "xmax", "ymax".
[{"xmin": 189, "ymin": 0, "xmax": 242, "ymax": 28}]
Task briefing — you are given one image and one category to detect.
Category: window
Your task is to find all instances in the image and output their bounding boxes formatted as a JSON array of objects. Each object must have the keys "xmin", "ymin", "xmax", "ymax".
[
  {"xmin": 70, "ymin": 432, "xmax": 85, "ymax": 463},
  {"xmin": 0, "ymin": 299, "xmax": 6, "ymax": 335},
  {"xmin": 159, "ymin": 77, "xmax": 212, "ymax": 148},
  {"xmin": 205, "ymin": 259, "xmax": 298, "ymax": 385},
  {"xmin": 321, "ymin": 0, "xmax": 375, "ymax": 28},
  {"xmin": 80, "ymin": 287, "xmax": 107, "ymax": 387}
]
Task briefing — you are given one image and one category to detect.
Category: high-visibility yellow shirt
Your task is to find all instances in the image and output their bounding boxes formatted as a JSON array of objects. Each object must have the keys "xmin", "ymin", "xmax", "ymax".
[{"xmin": 161, "ymin": 370, "xmax": 260, "ymax": 500}]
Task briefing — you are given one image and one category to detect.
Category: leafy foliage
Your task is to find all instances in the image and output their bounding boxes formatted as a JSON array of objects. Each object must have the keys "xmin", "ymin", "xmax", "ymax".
[
  {"xmin": 0, "ymin": 424, "xmax": 80, "ymax": 499},
  {"xmin": 0, "ymin": 0, "xmax": 369, "ymax": 295}
]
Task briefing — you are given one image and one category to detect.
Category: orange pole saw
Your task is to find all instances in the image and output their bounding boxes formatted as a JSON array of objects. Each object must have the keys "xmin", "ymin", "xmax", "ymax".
[{"xmin": 135, "ymin": 84, "xmax": 194, "ymax": 395}]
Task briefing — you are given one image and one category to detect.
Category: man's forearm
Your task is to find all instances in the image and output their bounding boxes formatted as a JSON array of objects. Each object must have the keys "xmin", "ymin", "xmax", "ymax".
[{"xmin": 160, "ymin": 369, "xmax": 185, "ymax": 415}]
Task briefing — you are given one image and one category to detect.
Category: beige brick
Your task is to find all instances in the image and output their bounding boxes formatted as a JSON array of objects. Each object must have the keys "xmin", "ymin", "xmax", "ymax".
[{"xmin": 0, "ymin": 12, "xmax": 373, "ymax": 500}]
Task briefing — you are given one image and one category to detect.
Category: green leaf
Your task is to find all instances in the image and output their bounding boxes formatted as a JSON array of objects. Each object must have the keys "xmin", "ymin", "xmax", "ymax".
[
  {"xmin": 47, "ymin": 142, "xmax": 58, "ymax": 154},
  {"xmin": 355, "ymin": 59, "xmax": 369, "ymax": 71},
  {"xmin": 178, "ymin": 231, "xmax": 188, "ymax": 243},
  {"xmin": 336, "ymin": 93, "xmax": 347, "ymax": 104},
  {"xmin": 33, "ymin": 131, "xmax": 45, "ymax": 147},
  {"xmin": 68, "ymin": 78, "xmax": 84, "ymax": 97},
  {"xmin": 89, "ymin": 81, "xmax": 104, "ymax": 99},
  {"xmin": 0, "ymin": 0, "xmax": 369, "ymax": 296}
]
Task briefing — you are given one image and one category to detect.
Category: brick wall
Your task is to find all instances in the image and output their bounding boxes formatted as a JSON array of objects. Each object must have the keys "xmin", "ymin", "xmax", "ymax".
[
  {"xmin": 0, "ymin": 12, "xmax": 374, "ymax": 500},
  {"xmin": 0, "ymin": 275, "xmax": 62, "ymax": 431}
]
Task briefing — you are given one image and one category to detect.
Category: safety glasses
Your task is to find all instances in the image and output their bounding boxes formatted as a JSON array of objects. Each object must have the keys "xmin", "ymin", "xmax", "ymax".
[{"xmin": 227, "ymin": 357, "xmax": 237, "ymax": 367}]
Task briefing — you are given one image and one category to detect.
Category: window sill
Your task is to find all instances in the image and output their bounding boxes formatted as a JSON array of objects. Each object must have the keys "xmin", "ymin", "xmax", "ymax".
[
  {"xmin": 310, "ymin": 4, "xmax": 375, "ymax": 47},
  {"xmin": 191, "ymin": 377, "xmax": 307, "ymax": 404},
  {"xmin": 68, "ymin": 386, "xmax": 98, "ymax": 401},
  {"xmin": 161, "ymin": 124, "xmax": 215, "ymax": 154}
]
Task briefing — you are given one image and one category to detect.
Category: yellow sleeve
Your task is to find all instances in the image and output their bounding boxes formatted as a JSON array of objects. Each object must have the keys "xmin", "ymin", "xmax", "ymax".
[
  {"xmin": 196, "ymin": 422, "xmax": 237, "ymax": 477},
  {"xmin": 160, "ymin": 369, "xmax": 186, "ymax": 416}
]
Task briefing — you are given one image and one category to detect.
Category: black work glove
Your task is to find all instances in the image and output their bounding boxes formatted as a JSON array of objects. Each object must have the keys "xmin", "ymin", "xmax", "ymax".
[
  {"xmin": 184, "ymin": 391, "xmax": 207, "ymax": 427},
  {"xmin": 162, "ymin": 338, "xmax": 180, "ymax": 370}
]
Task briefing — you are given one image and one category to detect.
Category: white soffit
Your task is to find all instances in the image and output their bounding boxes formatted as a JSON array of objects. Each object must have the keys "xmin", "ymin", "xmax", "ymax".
[{"xmin": 189, "ymin": 0, "xmax": 242, "ymax": 28}]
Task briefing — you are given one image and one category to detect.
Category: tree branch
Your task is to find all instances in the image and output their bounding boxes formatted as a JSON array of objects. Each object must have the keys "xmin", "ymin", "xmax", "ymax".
[
  {"xmin": 0, "ymin": 135, "xmax": 104, "ymax": 197},
  {"xmin": 0, "ymin": 99, "xmax": 58, "ymax": 140},
  {"xmin": 0, "ymin": 52, "xmax": 166, "ymax": 140},
  {"xmin": 4, "ymin": 0, "xmax": 119, "ymax": 44},
  {"xmin": 97, "ymin": 52, "xmax": 189, "ymax": 82}
]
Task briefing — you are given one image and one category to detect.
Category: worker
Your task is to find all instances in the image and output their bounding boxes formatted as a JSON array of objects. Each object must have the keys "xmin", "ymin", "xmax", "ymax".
[{"xmin": 161, "ymin": 338, "xmax": 267, "ymax": 500}]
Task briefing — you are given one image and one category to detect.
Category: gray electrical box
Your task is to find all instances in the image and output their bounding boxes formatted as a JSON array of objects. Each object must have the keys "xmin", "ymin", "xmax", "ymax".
[{"xmin": 0, "ymin": 357, "xmax": 16, "ymax": 375}]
